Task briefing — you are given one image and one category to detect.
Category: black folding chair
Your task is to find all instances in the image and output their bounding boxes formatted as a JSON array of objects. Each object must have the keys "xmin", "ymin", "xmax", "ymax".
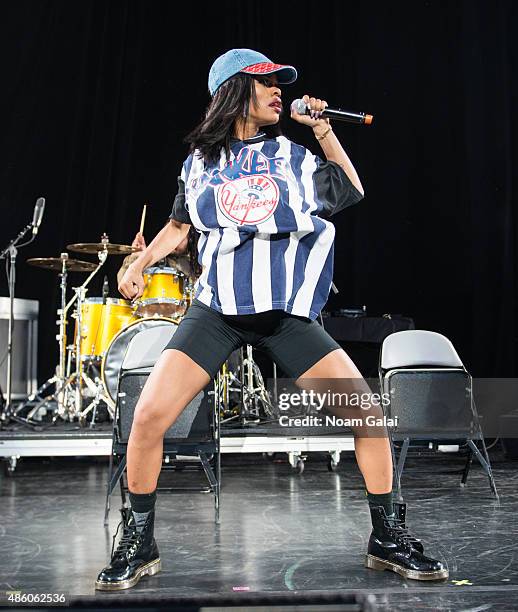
[
  {"xmin": 103, "ymin": 324, "xmax": 221, "ymax": 525},
  {"xmin": 379, "ymin": 329, "xmax": 498, "ymax": 501}
]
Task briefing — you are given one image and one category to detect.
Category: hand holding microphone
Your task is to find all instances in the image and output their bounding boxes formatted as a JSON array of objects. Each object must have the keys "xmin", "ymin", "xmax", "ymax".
[
  {"xmin": 290, "ymin": 95, "xmax": 373, "ymax": 126},
  {"xmin": 291, "ymin": 95, "xmax": 366, "ymax": 194},
  {"xmin": 290, "ymin": 95, "xmax": 330, "ymax": 128}
]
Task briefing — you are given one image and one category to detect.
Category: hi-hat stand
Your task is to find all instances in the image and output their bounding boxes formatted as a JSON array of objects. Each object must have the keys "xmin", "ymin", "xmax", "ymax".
[{"xmin": 219, "ymin": 345, "xmax": 277, "ymax": 425}]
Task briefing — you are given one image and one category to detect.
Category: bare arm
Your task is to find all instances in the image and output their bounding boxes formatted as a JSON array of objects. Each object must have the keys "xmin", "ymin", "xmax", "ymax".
[
  {"xmin": 291, "ymin": 94, "xmax": 364, "ymax": 196},
  {"xmin": 118, "ymin": 220, "xmax": 190, "ymax": 299},
  {"xmin": 313, "ymin": 126, "xmax": 364, "ymax": 196}
]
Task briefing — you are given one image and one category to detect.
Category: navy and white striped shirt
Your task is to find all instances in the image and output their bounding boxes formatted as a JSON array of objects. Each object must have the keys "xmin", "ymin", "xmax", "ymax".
[{"xmin": 170, "ymin": 133, "xmax": 363, "ymax": 320}]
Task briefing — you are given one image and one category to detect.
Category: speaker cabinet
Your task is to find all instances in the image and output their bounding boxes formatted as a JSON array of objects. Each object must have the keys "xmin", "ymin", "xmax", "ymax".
[{"xmin": 0, "ymin": 298, "xmax": 38, "ymax": 400}]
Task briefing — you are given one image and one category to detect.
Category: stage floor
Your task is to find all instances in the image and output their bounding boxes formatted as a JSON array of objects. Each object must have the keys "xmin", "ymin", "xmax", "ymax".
[{"xmin": 1, "ymin": 446, "xmax": 517, "ymax": 610}]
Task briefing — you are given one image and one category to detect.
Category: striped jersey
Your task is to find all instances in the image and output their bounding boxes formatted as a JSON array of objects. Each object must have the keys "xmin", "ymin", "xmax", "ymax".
[{"xmin": 170, "ymin": 133, "xmax": 363, "ymax": 320}]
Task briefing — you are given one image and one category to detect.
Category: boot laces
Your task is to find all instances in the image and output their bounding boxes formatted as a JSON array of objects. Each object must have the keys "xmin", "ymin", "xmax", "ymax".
[
  {"xmin": 384, "ymin": 515, "xmax": 422, "ymax": 550},
  {"xmin": 110, "ymin": 516, "xmax": 142, "ymax": 560}
]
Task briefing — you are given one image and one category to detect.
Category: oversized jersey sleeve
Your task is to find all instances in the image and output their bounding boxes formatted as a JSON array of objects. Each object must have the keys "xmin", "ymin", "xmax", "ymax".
[
  {"xmin": 168, "ymin": 176, "xmax": 191, "ymax": 224},
  {"xmin": 313, "ymin": 158, "xmax": 364, "ymax": 218}
]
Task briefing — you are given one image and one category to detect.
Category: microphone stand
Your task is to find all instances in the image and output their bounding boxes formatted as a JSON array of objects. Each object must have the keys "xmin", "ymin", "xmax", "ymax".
[{"xmin": 0, "ymin": 222, "xmax": 36, "ymax": 426}]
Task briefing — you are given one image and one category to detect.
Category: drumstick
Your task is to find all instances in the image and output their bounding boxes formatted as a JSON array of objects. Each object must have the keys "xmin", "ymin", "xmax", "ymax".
[{"xmin": 139, "ymin": 204, "xmax": 147, "ymax": 235}]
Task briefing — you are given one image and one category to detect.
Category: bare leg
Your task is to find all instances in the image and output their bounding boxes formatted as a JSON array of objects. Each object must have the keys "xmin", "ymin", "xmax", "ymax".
[
  {"xmin": 126, "ymin": 349, "xmax": 210, "ymax": 493},
  {"xmin": 296, "ymin": 348, "xmax": 393, "ymax": 494}
]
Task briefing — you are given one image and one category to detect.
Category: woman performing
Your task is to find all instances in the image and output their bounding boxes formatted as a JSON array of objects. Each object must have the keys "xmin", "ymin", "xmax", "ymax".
[{"xmin": 95, "ymin": 48, "xmax": 448, "ymax": 590}]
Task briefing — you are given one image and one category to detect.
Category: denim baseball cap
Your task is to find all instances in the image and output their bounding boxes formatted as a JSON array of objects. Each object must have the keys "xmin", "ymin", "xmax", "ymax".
[{"xmin": 208, "ymin": 48, "xmax": 297, "ymax": 96}]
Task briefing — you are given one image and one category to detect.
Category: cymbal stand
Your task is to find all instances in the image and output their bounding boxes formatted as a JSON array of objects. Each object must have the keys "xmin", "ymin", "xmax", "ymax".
[
  {"xmin": 65, "ymin": 247, "xmax": 109, "ymax": 420},
  {"xmin": 14, "ymin": 253, "xmax": 76, "ymax": 424},
  {"xmin": 21, "ymin": 248, "xmax": 109, "ymax": 423},
  {"xmin": 71, "ymin": 284, "xmax": 86, "ymax": 416}
]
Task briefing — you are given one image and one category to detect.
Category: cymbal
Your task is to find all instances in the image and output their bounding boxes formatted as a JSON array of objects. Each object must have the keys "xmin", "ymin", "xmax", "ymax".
[
  {"xmin": 67, "ymin": 242, "xmax": 137, "ymax": 255},
  {"xmin": 27, "ymin": 257, "xmax": 98, "ymax": 272}
]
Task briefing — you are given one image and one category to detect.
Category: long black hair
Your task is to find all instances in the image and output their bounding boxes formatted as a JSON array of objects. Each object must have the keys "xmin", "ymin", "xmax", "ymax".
[{"xmin": 184, "ymin": 73, "xmax": 281, "ymax": 165}]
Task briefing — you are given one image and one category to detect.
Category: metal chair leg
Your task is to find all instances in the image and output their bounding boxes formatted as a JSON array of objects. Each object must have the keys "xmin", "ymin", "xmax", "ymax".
[
  {"xmin": 389, "ymin": 437, "xmax": 402, "ymax": 502},
  {"xmin": 103, "ymin": 421, "xmax": 118, "ymax": 526},
  {"xmin": 215, "ymin": 446, "xmax": 221, "ymax": 525},
  {"xmin": 466, "ymin": 438, "xmax": 499, "ymax": 500},
  {"xmin": 392, "ymin": 438, "xmax": 409, "ymax": 502},
  {"xmin": 103, "ymin": 450, "xmax": 115, "ymax": 526},
  {"xmin": 119, "ymin": 467, "xmax": 128, "ymax": 508},
  {"xmin": 478, "ymin": 435, "xmax": 499, "ymax": 500},
  {"xmin": 461, "ymin": 446, "xmax": 473, "ymax": 486}
]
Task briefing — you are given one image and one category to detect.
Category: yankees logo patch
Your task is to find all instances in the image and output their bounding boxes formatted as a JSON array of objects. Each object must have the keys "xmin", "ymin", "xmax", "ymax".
[{"xmin": 216, "ymin": 174, "xmax": 279, "ymax": 225}]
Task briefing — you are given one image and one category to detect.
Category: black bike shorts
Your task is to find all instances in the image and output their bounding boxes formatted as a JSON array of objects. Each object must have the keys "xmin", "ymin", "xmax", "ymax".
[{"xmin": 164, "ymin": 299, "xmax": 341, "ymax": 380}]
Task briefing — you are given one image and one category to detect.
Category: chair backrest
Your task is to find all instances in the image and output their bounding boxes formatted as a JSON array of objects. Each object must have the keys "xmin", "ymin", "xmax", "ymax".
[
  {"xmin": 117, "ymin": 369, "xmax": 214, "ymax": 445},
  {"xmin": 382, "ymin": 368, "xmax": 475, "ymax": 438},
  {"xmin": 380, "ymin": 330, "xmax": 475, "ymax": 438},
  {"xmin": 381, "ymin": 330, "xmax": 464, "ymax": 370},
  {"xmin": 122, "ymin": 325, "xmax": 174, "ymax": 370}
]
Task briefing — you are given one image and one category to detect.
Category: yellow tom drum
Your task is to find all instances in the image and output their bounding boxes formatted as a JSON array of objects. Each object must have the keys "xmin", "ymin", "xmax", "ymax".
[
  {"xmin": 96, "ymin": 299, "xmax": 136, "ymax": 356},
  {"xmin": 135, "ymin": 266, "xmax": 188, "ymax": 319},
  {"xmin": 77, "ymin": 298, "xmax": 135, "ymax": 359},
  {"xmin": 77, "ymin": 298, "xmax": 104, "ymax": 359}
]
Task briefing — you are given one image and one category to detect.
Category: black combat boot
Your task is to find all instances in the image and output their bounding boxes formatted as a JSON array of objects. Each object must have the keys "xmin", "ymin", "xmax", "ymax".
[
  {"xmin": 365, "ymin": 503, "xmax": 448, "ymax": 581},
  {"xmin": 95, "ymin": 507, "xmax": 161, "ymax": 590}
]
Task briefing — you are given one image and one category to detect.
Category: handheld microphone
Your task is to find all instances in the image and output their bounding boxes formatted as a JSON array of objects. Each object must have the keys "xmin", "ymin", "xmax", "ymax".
[
  {"xmin": 291, "ymin": 99, "xmax": 373, "ymax": 125},
  {"xmin": 31, "ymin": 197, "xmax": 46, "ymax": 235}
]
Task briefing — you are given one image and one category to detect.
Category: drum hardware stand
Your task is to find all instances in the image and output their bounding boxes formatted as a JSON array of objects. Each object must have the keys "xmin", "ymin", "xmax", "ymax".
[
  {"xmin": 218, "ymin": 361, "xmax": 244, "ymax": 424},
  {"xmin": 17, "ymin": 247, "xmax": 110, "ymax": 425},
  {"xmin": 71, "ymin": 285, "xmax": 86, "ymax": 415},
  {"xmin": 241, "ymin": 345, "xmax": 276, "ymax": 421},
  {"xmin": 16, "ymin": 253, "xmax": 73, "ymax": 424},
  {"xmin": 0, "ymin": 208, "xmax": 40, "ymax": 427},
  {"xmin": 218, "ymin": 345, "xmax": 277, "ymax": 425},
  {"xmin": 77, "ymin": 360, "xmax": 114, "ymax": 427},
  {"xmin": 16, "ymin": 283, "xmax": 86, "ymax": 423},
  {"xmin": 66, "ymin": 247, "xmax": 109, "ymax": 420}
]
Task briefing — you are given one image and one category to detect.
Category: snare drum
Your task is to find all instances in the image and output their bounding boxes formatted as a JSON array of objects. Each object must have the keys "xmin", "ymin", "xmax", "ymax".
[
  {"xmin": 135, "ymin": 266, "xmax": 188, "ymax": 318},
  {"xmin": 77, "ymin": 298, "xmax": 135, "ymax": 359}
]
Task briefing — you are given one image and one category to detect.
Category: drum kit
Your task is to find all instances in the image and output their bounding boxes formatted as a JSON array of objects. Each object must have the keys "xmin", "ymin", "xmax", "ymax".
[
  {"xmin": 15, "ymin": 233, "xmax": 193, "ymax": 426},
  {"xmin": 13, "ymin": 227, "xmax": 278, "ymax": 429}
]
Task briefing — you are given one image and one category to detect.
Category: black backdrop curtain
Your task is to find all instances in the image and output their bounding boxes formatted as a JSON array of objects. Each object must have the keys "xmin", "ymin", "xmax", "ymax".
[{"xmin": 0, "ymin": 0, "xmax": 516, "ymax": 383}]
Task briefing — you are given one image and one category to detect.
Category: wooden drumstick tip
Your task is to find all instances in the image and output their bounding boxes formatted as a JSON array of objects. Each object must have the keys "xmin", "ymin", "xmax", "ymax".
[
  {"xmin": 364, "ymin": 114, "xmax": 374, "ymax": 125},
  {"xmin": 139, "ymin": 204, "xmax": 147, "ymax": 235}
]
